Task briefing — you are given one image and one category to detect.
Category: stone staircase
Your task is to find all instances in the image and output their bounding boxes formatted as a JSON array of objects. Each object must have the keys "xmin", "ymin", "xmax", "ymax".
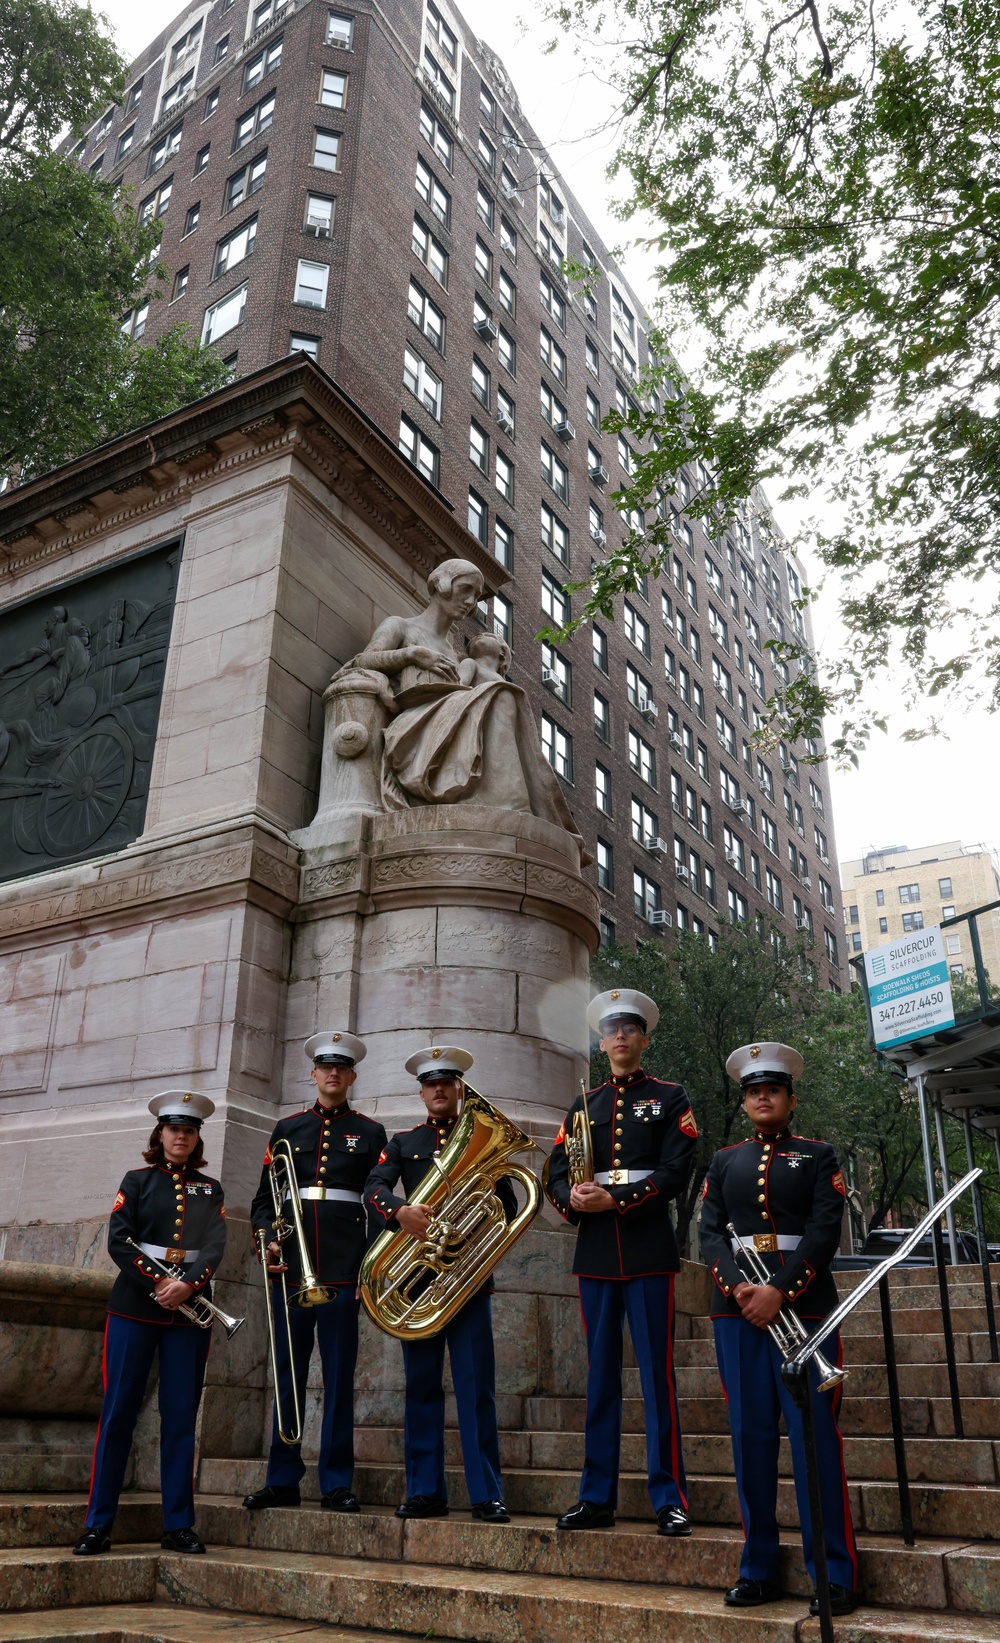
[{"xmin": 3, "ymin": 1263, "xmax": 1000, "ymax": 1642}]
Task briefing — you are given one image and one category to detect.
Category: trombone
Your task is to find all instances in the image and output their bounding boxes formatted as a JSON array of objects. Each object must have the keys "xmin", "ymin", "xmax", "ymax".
[
  {"xmin": 125, "ymin": 1238, "xmax": 244, "ymax": 1338},
  {"xmin": 726, "ymin": 1222, "xmax": 846, "ymax": 1392},
  {"xmin": 257, "ymin": 1137, "xmax": 330, "ymax": 1445}
]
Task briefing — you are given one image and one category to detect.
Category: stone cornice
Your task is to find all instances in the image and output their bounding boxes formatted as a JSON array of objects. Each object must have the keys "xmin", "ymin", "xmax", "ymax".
[{"xmin": 0, "ymin": 358, "xmax": 504, "ymax": 594}]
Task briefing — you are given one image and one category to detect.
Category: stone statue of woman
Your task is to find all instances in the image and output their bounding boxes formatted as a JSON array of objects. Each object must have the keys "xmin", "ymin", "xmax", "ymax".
[{"xmin": 338, "ymin": 559, "xmax": 587, "ymax": 859}]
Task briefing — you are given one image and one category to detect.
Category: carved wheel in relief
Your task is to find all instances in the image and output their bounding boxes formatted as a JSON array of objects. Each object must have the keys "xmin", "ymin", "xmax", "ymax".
[{"xmin": 14, "ymin": 722, "xmax": 135, "ymax": 857}]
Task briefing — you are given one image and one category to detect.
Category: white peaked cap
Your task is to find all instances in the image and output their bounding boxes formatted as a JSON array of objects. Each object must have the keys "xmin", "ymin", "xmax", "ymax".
[
  {"xmin": 148, "ymin": 1089, "xmax": 215, "ymax": 1126},
  {"xmin": 726, "ymin": 1041, "xmax": 805, "ymax": 1087},
  {"xmin": 587, "ymin": 988, "xmax": 660, "ymax": 1036},
  {"xmin": 304, "ymin": 1030, "xmax": 367, "ymax": 1066},
  {"xmin": 405, "ymin": 1044, "xmax": 474, "ymax": 1081}
]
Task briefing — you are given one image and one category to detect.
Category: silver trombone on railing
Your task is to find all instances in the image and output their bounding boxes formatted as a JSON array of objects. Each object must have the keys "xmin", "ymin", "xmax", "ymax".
[
  {"xmin": 125, "ymin": 1237, "xmax": 244, "ymax": 1338},
  {"xmin": 784, "ymin": 1167, "xmax": 981, "ymax": 1379},
  {"xmin": 726, "ymin": 1223, "xmax": 846, "ymax": 1392}
]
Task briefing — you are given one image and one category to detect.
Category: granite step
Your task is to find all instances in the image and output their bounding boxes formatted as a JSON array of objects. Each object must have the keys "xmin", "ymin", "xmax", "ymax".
[
  {"xmin": 0, "ymin": 1544, "xmax": 156, "ymax": 1612},
  {"xmin": 521, "ymin": 1392, "xmax": 983, "ymax": 1437},
  {"xmin": 0, "ymin": 1603, "xmax": 393, "ymax": 1641},
  {"xmin": 350, "ymin": 1423, "xmax": 998, "ymax": 1485},
  {"xmin": 0, "ymin": 1451, "xmax": 100, "ymax": 1493},
  {"xmin": 2, "ymin": 1495, "xmax": 992, "ymax": 1614}
]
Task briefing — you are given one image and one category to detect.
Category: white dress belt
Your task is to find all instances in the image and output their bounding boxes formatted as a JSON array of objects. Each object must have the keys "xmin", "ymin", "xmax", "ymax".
[
  {"xmin": 138, "ymin": 1242, "xmax": 200, "ymax": 1263},
  {"xmin": 594, "ymin": 1168, "xmax": 653, "ymax": 1186},
  {"xmin": 731, "ymin": 1233, "xmax": 802, "ymax": 1253},
  {"xmin": 289, "ymin": 1187, "xmax": 363, "ymax": 1204}
]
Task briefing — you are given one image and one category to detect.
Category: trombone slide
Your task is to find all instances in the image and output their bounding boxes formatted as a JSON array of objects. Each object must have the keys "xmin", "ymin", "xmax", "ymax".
[{"xmin": 725, "ymin": 1223, "xmax": 846, "ymax": 1393}]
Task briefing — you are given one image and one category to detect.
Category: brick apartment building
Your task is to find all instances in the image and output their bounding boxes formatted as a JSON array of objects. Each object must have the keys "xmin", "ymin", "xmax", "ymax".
[{"xmin": 68, "ymin": 0, "xmax": 845, "ymax": 978}]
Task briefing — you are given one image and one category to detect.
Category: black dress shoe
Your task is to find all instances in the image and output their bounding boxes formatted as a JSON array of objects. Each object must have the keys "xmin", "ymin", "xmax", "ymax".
[
  {"xmin": 724, "ymin": 1577, "xmax": 782, "ymax": 1606},
  {"xmin": 73, "ymin": 1529, "xmax": 111, "ymax": 1555},
  {"xmin": 555, "ymin": 1500, "xmax": 616, "ymax": 1530},
  {"xmin": 242, "ymin": 1484, "xmax": 301, "ymax": 1510},
  {"xmin": 395, "ymin": 1495, "xmax": 449, "ymax": 1519},
  {"xmin": 657, "ymin": 1506, "xmax": 692, "ymax": 1537},
  {"xmin": 321, "ymin": 1487, "xmax": 360, "ymax": 1513},
  {"xmin": 810, "ymin": 1584, "xmax": 857, "ymax": 1616},
  {"xmin": 160, "ymin": 1528, "xmax": 206, "ymax": 1553},
  {"xmin": 471, "ymin": 1498, "xmax": 510, "ymax": 1523}
]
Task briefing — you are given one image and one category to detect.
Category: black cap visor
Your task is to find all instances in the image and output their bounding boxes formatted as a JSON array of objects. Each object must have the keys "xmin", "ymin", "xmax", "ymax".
[
  {"xmin": 314, "ymin": 1053, "xmax": 355, "ymax": 1068},
  {"xmin": 742, "ymin": 1070, "xmax": 794, "ymax": 1092}
]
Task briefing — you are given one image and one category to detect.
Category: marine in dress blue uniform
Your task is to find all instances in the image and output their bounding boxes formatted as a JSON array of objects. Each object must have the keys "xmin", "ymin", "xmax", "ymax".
[
  {"xmin": 364, "ymin": 1046, "xmax": 516, "ymax": 1524},
  {"xmin": 74, "ymin": 1089, "xmax": 226, "ymax": 1557},
  {"xmin": 544, "ymin": 989, "xmax": 698, "ymax": 1535},
  {"xmin": 700, "ymin": 1041, "xmax": 858, "ymax": 1614},
  {"xmin": 244, "ymin": 1030, "xmax": 387, "ymax": 1513}
]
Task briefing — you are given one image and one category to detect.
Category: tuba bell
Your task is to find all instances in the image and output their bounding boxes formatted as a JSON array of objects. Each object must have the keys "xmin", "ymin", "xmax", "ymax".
[{"xmin": 359, "ymin": 1085, "xmax": 543, "ymax": 1341}]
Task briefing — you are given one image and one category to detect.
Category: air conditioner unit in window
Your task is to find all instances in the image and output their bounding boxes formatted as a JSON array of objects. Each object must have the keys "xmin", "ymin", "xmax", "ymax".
[
  {"xmin": 555, "ymin": 418, "xmax": 576, "ymax": 442},
  {"xmin": 675, "ymin": 865, "xmax": 689, "ymax": 882},
  {"xmin": 796, "ymin": 918, "xmax": 809, "ymax": 931},
  {"xmin": 668, "ymin": 732, "xmax": 682, "ymax": 752},
  {"xmin": 550, "ymin": 203, "xmax": 565, "ymax": 224},
  {"xmin": 639, "ymin": 700, "xmax": 657, "ymax": 724},
  {"xmin": 503, "ymin": 133, "xmax": 519, "ymax": 150},
  {"xmin": 474, "ymin": 316, "xmax": 499, "ymax": 339},
  {"xmin": 780, "ymin": 760, "xmax": 792, "ymax": 774},
  {"xmin": 727, "ymin": 798, "xmax": 747, "ymax": 815},
  {"xmin": 643, "ymin": 835, "xmax": 664, "ymax": 857},
  {"xmin": 590, "ymin": 464, "xmax": 609, "ymax": 487},
  {"xmin": 590, "ymin": 525, "xmax": 606, "ymax": 546},
  {"xmin": 802, "ymin": 876, "xmax": 813, "ymax": 888},
  {"xmin": 497, "ymin": 410, "xmax": 514, "ymax": 434},
  {"xmin": 541, "ymin": 668, "xmax": 560, "ymax": 690},
  {"xmin": 725, "ymin": 850, "xmax": 738, "ymax": 867},
  {"xmin": 305, "ymin": 216, "xmax": 331, "ymax": 236},
  {"xmin": 648, "ymin": 908, "xmax": 672, "ymax": 927},
  {"xmin": 717, "ymin": 733, "xmax": 728, "ymax": 749}
]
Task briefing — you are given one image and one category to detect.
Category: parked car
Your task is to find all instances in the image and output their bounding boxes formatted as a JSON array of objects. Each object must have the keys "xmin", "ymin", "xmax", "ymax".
[{"xmin": 832, "ymin": 1226, "xmax": 983, "ymax": 1271}]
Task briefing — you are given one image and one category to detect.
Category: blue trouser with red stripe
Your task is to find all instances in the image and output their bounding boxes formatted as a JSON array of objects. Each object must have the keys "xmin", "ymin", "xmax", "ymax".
[
  {"xmin": 85, "ymin": 1314, "xmax": 210, "ymax": 1533},
  {"xmin": 578, "ymin": 1273, "xmax": 686, "ymax": 1514},
  {"xmin": 714, "ymin": 1316, "xmax": 858, "ymax": 1590},
  {"xmin": 402, "ymin": 1287, "xmax": 503, "ymax": 1507},
  {"xmin": 264, "ymin": 1287, "xmax": 359, "ymax": 1494}
]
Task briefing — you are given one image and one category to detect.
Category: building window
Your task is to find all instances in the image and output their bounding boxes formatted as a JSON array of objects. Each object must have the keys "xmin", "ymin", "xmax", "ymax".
[
  {"xmin": 494, "ymin": 518, "xmax": 513, "ymax": 570},
  {"xmin": 169, "ymin": 18, "xmax": 202, "ymax": 73},
  {"xmin": 497, "ymin": 385, "xmax": 515, "ymax": 435},
  {"xmin": 878, "ymin": 916, "xmax": 887, "ymax": 933},
  {"xmin": 599, "ymin": 913, "xmax": 616, "ymax": 947},
  {"xmin": 628, "ymin": 729, "xmax": 656, "ymax": 788},
  {"xmin": 215, "ymin": 34, "xmax": 230, "ymax": 61},
  {"xmin": 412, "ymin": 215, "xmax": 448, "ymax": 284},
  {"xmin": 495, "ymin": 450, "xmax": 514, "ymax": 502},
  {"xmin": 116, "ymin": 123, "xmax": 136, "ymax": 160},
  {"xmin": 475, "ymin": 236, "xmax": 493, "ymax": 286},
  {"xmin": 595, "ymin": 763, "xmax": 612, "ymax": 814},
  {"xmin": 471, "ymin": 356, "xmax": 490, "ymax": 407},
  {"xmin": 126, "ymin": 77, "xmax": 144, "ymax": 112},
  {"xmin": 403, "ymin": 346, "xmax": 443, "ymax": 419},
  {"xmin": 500, "ymin": 216, "xmax": 517, "ymax": 259},
  {"xmin": 898, "ymin": 882, "xmax": 920, "ymax": 904},
  {"xmin": 597, "ymin": 838, "xmax": 614, "ymax": 892},
  {"xmin": 498, "ymin": 327, "xmax": 515, "ymax": 374},
  {"xmin": 215, "ymin": 215, "xmax": 257, "ymax": 276},
  {"xmin": 234, "ymin": 95, "xmax": 274, "ymax": 152},
  {"xmin": 480, "ymin": 81, "xmax": 496, "ymax": 122},
  {"xmin": 294, "ymin": 258, "xmax": 329, "ymax": 308},
  {"xmin": 765, "ymin": 867, "xmax": 783, "ymax": 912},
  {"xmin": 541, "ymin": 568, "xmax": 569, "ymax": 626},
  {"xmin": 478, "ymin": 131, "xmax": 496, "ymax": 173},
  {"xmin": 416, "ymin": 155, "xmax": 450, "ymax": 225},
  {"xmin": 467, "ymin": 490, "xmax": 488, "ymax": 544},
  {"xmin": 161, "ymin": 69, "xmax": 194, "ymax": 117},
  {"xmin": 875, "ymin": 888, "xmax": 885, "ymax": 906},
  {"xmin": 171, "ymin": 266, "xmax": 189, "ymax": 300},
  {"xmin": 540, "ymin": 441, "xmax": 568, "ymax": 502},
  {"xmin": 538, "ymin": 499, "xmax": 568, "ymax": 565},
  {"xmin": 902, "ymin": 911, "xmax": 925, "ymax": 932},
  {"xmin": 541, "ymin": 715, "xmax": 572, "ymax": 780},
  {"xmin": 194, "ymin": 143, "xmax": 210, "ymax": 175},
  {"xmin": 942, "ymin": 904, "xmax": 956, "ymax": 919},
  {"xmin": 499, "ymin": 269, "xmax": 516, "ymax": 316},
  {"xmin": 243, "ymin": 36, "xmax": 282, "ymax": 93},
  {"xmin": 290, "ymin": 333, "xmax": 320, "ymax": 360},
  {"xmin": 945, "ymin": 933, "xmax": 962, "ymax": 955},
  {"xmin": 121, "ymin": 303, "xmax": 150, "ymax": 339},
  {"xmin": 327, "ymin": 10, "xmax": 354, "ymax": 47},
  {"xmin": 631, "ymin": 797, "xmax": 658, "ymax": 845},
  {"xmin": 304, "ymin": 193, "xmax": 335, "ymax": 237},
  {"xmin": 419, "ymin": 100, "xmax": 453, "ymax": 170},
  {"xmin": 408, "ymin": 279, "xmax": 445, "ymax": 352},
  {"xmin": 938, "ymin": 876, "xmax": 953, "ymax": 898},
  {"xmin": 149, "ymin": 122, "xmax": 183, "ymax": 174},
  {"xmin": 825, "ymin": 929, "xmax": 840, "ymax": 966},
  {"xmin": 624, "ymin": 601, "xmax": 651, "ymax": 658},
  {"xmin": 493, "ymin": 593, "xmax": 512, "ymax": 644},
  {"xmin": 540, "ymin": 326, "xmax": 567, "ymax": 385},
  {"xmin": 201, "ymin": 282, "xmax": 247, "ymax": 344},
  {"xmin": 540, "ymin": 273, "xmax": 566, "ymax": 330},
  {"xmin": 594, "ymin": 691, "xmax": 609, "ymax": 741},
  {"xmin": 593, "ymin": 627, "xmax": 609, "ymax": 673},
  {"xmin": 422, "ymin": 48, "xmax": 455, "ymax": 113},
  {"xmin": 426, "ymin": 1, "xmax": 457, "ymax": 63},
  {"xmin": 183, "ymin": 201, "xmax": 200, "ymax": 234},
  {"xmin": 312, "ymin": 127, "xmax": 340, "ymax": 170},
  {"xmin": 204, "ymin": 87, "xmax": 220, "ymax": 119},
  {"xmin": 470, "ymin": 420, "xmax": 489, "ymax": 471},
  {"xmin": 399, "ymin": 415, "xmax": 440, "ymax": 485},
  {"xmin": 951, "ymin": 963, "xmax": 965, "ymax": 979},
  {"xmin": 541, "ymin": 644, "xmax": 571, "ymax": 704},
  {"xmin": 634, "ymin": 869, "xmax": 661, "ymax": 922},
  {"xmin": 138, "ymin": 180, "xmax": 173, "ymax": 224},
  {"xmin": 320, "ymin": 68, "xmax": 348, "ymax": 108},
  {"xmin": 227, "ymin": 151, "xmax": 267, "ymax": 209}
]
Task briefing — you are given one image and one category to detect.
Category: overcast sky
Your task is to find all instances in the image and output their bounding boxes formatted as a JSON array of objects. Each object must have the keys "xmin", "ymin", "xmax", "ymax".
[{"xmin": 95, "ymin": 0, "xmax": 1000, "ymax": 870}]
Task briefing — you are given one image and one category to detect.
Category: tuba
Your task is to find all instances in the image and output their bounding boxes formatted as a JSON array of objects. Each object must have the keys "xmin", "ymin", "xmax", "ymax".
[
  {"xmin": 257, "ymin": 1137, "xmax": 330, "ymax": 1445},
  {"xmin": 359, "ymin": 1086, "xmax": 542, "ymax": 1340}
]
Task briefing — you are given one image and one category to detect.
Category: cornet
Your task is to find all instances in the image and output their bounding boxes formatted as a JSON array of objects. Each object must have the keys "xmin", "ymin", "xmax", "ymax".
[
  {"xmin": 125, "ymin": 1238, "xmax": 244, "ymax": 1338},
  {"xmin": 726, "ymin": 1223, "xmax": 846, "ymax": 1392}
]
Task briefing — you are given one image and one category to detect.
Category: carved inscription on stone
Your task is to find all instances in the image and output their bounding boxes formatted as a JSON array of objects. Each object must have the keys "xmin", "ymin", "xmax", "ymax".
[
  {"xmin": 372, "ymin": 852, "xmax": 525, "ymax": 890},
  {"xmin": 0, "ymin": 540, "xmax": 181, "ymax": 884}
]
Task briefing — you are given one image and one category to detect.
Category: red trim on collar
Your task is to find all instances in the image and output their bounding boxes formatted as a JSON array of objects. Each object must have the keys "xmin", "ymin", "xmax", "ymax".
[
  {"xmin": 609, "ymin": 1068, "xmax": 646, "ymax": 1090},
  {"xmin": 753, "ymin": 1127, "xmax": 792, "ymax": 1143},
  {"xmin": 313, "ymin": 1100, "xmax": 352, "ymax": 1120}
]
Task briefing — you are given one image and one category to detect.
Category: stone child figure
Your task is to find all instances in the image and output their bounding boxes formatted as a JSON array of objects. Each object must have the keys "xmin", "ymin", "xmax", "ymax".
[{"xmin": 339, "ymin": 559, "xmax": 586, "ymax": 858}]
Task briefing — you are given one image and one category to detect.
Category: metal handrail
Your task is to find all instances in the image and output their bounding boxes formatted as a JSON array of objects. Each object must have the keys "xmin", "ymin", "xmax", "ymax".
[{"xmin": 786, "ymin": 1167, "xmax": 981, "ymax": 1375}]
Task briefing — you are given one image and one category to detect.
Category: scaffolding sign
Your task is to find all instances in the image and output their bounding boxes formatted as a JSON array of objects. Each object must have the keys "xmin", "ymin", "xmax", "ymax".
[{"xmin": 864, "ymin": 927, "xmax": 956, "ymax": 1050}]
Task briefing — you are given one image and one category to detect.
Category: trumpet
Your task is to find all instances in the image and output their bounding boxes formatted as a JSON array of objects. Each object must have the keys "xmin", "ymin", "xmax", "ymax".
[
  {"xmin": 726, "ymin": 1222, "xmax": 846, "ymax": 1393},
  {"xmin": 125, "ymin": 1238, "xmax": 244, "ymax": 1339},
  {"xmin": 258, "ymin": 1137, "xmax": 331, "ymax": 1446}
]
